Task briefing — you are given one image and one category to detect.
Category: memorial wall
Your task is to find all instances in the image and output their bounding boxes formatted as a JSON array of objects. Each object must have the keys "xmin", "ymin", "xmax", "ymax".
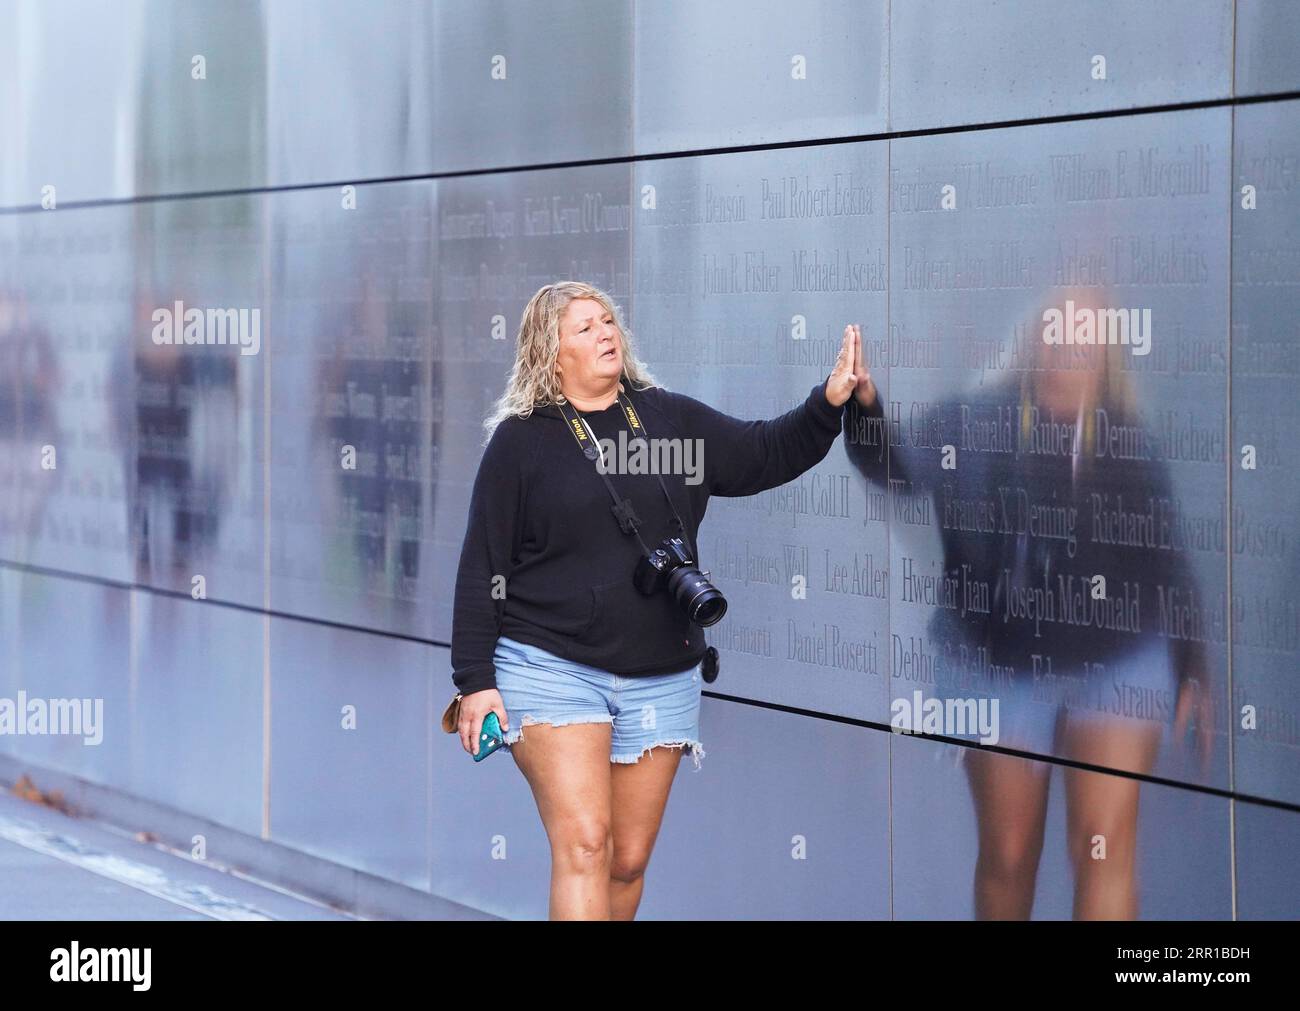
[{"xmin": 0, "ymin": 0, "xmax": 1296, "ymax": 918}]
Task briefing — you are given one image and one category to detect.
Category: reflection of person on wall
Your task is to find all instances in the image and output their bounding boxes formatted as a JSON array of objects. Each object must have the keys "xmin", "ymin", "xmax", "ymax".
[
  {"xmin": 0, "ymin": 290, "xmax": 60, "ymax": 552},
  {"xmin": 123, "ymin": 290, "xmax": 238, "ymax": 581},
  {"xmin": 843, "ymin": 289, "xmax": 1215, "ymax": 919},
  {"xmin": 312, "ymin": 269, "xmax": 429, "ymax": 610}
]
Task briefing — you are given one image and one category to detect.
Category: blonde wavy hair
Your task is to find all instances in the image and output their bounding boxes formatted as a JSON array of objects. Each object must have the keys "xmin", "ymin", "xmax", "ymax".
[
  {"xmin": 481, "ymin": 281, "xmax": 662, "ymax": 445},
  {"xmin": 1014, "ymin": 287, "xmax": 1143, "ymax": 434}
]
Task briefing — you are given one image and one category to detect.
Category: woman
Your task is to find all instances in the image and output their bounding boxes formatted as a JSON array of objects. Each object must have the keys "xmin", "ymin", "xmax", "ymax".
[
  {"xmin": 844, "ymin": 287, "xmax": 1215, "ymax": 918},
  {"xmin": 451, "ymin": 280, "xmax": 862, "ymax": 919}
]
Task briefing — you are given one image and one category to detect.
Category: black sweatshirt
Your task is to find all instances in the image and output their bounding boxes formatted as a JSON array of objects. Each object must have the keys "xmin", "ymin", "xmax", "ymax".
[
  {"xmin": 450, "ymin": 377, "xmax": 846, "ymax": 695},
  {"xmin": 841, "ymin": 384, "xmax": 1204, "ymax": 683}
]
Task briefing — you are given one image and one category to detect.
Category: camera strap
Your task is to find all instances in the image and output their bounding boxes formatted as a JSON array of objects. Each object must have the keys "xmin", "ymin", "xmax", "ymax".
[
  {"xmin": 557, "ymin": 385, "xmax": 721, "ymax": 683},
  {"xmin": 555, "ymin": 386, "xmax": 693, "ymax": 558}
]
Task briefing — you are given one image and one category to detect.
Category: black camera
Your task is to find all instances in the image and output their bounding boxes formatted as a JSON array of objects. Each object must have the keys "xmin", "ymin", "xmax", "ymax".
[{"xmin": 632, "ymin": 536, "xmax": 727, "ymax": 626}]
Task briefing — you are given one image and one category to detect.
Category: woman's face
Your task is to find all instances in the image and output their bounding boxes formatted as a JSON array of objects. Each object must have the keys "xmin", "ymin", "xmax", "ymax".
[
  {"xmin": 1033, "ymin": 285, "xmax": 1109, "ymax": 378},
  {"xmin": 555, "ymin": 297, "xmax": 622, "ymax": 393}
]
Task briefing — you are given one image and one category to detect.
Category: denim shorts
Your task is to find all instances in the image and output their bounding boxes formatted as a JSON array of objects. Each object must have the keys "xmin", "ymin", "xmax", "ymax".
[
  {"xmin": 492, "ymin": 635, "xmax": 706, "ymax": 771},
  {"xmin": 989, "ymin": 635, "xmax": 1180, "ymax": 755}
]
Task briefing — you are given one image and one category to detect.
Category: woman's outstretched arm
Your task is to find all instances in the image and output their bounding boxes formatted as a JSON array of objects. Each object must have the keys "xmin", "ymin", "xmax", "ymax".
[{"xmin": 673, "ymin": 324, "xmax": 862, "ymax": 498}]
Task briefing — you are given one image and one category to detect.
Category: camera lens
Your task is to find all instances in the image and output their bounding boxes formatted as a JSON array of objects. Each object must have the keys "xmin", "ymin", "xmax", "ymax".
[{"xmin": 667, "ymin": 565, "xmax": 728, "ymax": 627}]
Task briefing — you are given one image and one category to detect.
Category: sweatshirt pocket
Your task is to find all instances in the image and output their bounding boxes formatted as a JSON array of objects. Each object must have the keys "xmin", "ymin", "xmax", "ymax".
[
  {"xmin": 579, "ymin": 578, "xmax": 686, "ymax": 654},
  {"xmin": 509, "ymin": 586, "xmax": 596, "ymax": 638}
]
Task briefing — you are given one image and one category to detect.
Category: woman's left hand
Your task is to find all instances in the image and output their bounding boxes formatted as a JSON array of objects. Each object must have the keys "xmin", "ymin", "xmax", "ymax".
[{"xmin": 824, "ymin": 324, "xmax": 861, "ymax": 408}]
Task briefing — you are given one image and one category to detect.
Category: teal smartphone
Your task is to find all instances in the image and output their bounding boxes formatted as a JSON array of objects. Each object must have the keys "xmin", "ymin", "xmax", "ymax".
[{"xmin": 472, "ymin": 711, "xmax": 506, "ymax": 762}]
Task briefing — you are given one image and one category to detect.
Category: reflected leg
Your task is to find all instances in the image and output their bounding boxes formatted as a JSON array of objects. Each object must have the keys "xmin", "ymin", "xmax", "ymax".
[
  {"xmin": 1061, "ymin": 716, "xmax": 1163, "ymax": 920},
  {"xmin": 963, "ymin": 748, "xmax": 1052, "ymax": 919}
]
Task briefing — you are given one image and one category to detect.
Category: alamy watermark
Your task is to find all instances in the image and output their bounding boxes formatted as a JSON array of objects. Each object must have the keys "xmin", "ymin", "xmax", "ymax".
[
  {"xmin": 891, "ymin": 690, "xmax": 1000, "ymax": 746},
  {"xmin": 591, "ymin": 430, "xmax": 705, "ymax": 486},
  {"xmin": 150, "ymin": 300, "xmax": 261, "ymax": 356},
  {"xmin": 1041, "ymin": 298, "xmax": 1150, "ymax": 356},
  {"xmin": 0, "ymin": 692, "xmax": 103, "ymax": 745},
  {"xmin": 50, "ymin": 942, "xmax": 150, "ymax": 990}
]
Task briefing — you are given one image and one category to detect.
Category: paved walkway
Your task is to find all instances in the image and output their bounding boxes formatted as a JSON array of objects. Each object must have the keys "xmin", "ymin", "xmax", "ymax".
[{"xmin": 0, "ymin": 789, "xmax": 355, "ymax": 921}]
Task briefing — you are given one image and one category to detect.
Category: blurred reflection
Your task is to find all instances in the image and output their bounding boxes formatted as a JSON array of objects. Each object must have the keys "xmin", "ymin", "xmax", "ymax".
[
  {"xmin": 848, "ymin": 284, "xmax": 1216, "ymax": 918},
  {"xmin": 0, "ymin": 289, "xmax": 60, "ymax": 554},
  {"xmin": 309, "ymin": 267, "xmax": 433, "ymax": 613},
  {"xmin": 114, "ymin": 0, "xmax": 267, "ymax": 593},
  {"xmin": 119, "ymin": 287, "xmax": 239, "ymax": 582}
]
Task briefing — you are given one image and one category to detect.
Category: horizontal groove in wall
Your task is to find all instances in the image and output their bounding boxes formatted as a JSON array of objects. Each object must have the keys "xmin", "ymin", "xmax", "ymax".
[
  {"xmin": 3, "ymin": 557, "xmax": 1290, "ymax": 817},
  {"xmin": 1, "ymin": 90, "xmax": 1298, "ymax": 216}
]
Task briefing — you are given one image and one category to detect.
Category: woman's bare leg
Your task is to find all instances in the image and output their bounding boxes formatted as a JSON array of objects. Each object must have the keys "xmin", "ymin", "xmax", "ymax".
[
  {"xmin": 509, "ymin": 721, "xmax": 615, "ymax": 920},
  {"xmin": 608, "ymin": 745, "xmax": 686, "ymax": 920}
]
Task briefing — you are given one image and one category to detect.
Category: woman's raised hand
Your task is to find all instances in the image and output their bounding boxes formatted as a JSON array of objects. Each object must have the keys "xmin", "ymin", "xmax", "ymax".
[
  {"xmin": 825, "ymin": 324, "xmax": 859, "ymax": 408},
  {"xmin": 826, "ymin": 324, "xmax": 875, "ymax": 409},
  {"xmin": 851, "ymin": 323, "xmax": 876, "ymax": 409}
]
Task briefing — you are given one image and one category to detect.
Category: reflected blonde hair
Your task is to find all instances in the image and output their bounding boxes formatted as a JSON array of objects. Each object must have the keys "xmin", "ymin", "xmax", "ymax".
[
  {"xmin": 1015, "ymin": 290, "xmax": 1143, "ymax": 453},
  {"xmin": 481, "ymin": 281, "xmax": 661, "ymax": 445}
]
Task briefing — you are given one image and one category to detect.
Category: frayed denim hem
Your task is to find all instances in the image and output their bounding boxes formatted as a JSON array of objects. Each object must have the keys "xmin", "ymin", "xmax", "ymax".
[
  {"xmin": 501, "ymin": 713, "xmax": 614, "ymax": 748},
  {"xmin": 611, "ymin": 739, "xmax": 706, "ymax": 772}
]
